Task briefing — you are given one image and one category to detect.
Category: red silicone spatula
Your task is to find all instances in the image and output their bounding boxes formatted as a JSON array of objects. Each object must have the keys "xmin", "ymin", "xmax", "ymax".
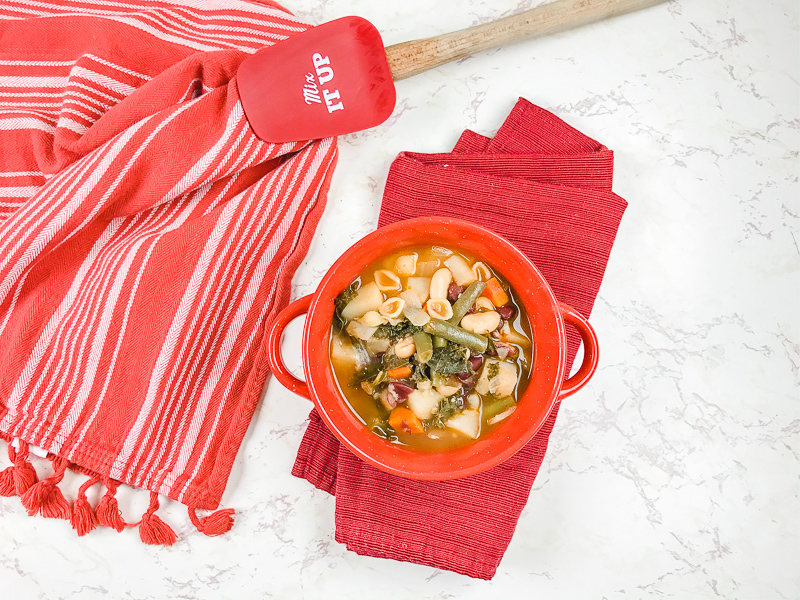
[{"xmin": 239, "ymin": 0, "xmax": 666, "ymax": 143}]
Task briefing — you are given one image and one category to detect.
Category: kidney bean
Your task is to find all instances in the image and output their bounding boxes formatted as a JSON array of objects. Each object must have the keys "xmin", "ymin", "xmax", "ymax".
[
  {"xmin": 495, "ymin": 341, "xmax": 518, "ymax": 360},
  {"xmin": 494, "ymin": 319, "xmax": 505, "ymax": 334},
  {"xmin": 496, "ymin": 305, "xmax": 517, "ymax": 320},
  {"xmin": 447, "ymin": 283, "xmax": 463, "ymax": 303},
  {"xmin": 388, "ymin": 382, "xmax": 414, "ymax": 406},
  {"xmin": 377, "ymin": 388, "xmax": 394, "ymax": 411},
  {"xmin": 459, "ymin": 373, "xmax": 478, "ymax": 393},
  {"xmin": 468, "ymin": 355, "xmax": 483, "ymax": 372}
]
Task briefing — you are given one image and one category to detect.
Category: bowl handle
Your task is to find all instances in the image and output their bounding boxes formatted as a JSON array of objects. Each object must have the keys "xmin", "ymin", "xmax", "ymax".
[
  {"xmin": 266, "ymin": 294, "xmax": 313, "ymax": 400},
  {"xmin": 557, "ymin": 302, "xmax": 599, "ymax": 400}
]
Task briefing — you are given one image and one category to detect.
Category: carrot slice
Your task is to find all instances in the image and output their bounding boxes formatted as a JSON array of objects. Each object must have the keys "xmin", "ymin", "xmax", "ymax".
[
  {"xmin": 388, "ymin": 407, "xmax": 424, "ymax": 434},
  {"xmin": 387, "ymin": 365, "xmax": 412, "ymax": 379},
  {"xmin": 482, "ymin": 277, "xmax": 510, "ymax": 307}
]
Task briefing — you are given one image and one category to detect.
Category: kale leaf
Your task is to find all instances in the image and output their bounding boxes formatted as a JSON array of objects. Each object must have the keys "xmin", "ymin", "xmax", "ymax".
[
  {"xmin": 382, "ymin": 349, "xmax": 410, "ymax": 370},
  {"xmin": 426, "ymin": 394, "xmax": 465, "ymax": 429},
  {"xmin": 333, "ymin": 281, "xmax": 359, "ymax": 333},
  {"xmin": 373, "ymin": 320, "xmax": 422, "ymax": 340},
  {"xmin": 411, "ymin": 362, "xmax": 429, "ymax": 384},
  {"xmin": 427, "ymin": 344, "xmax": 470, "ymax": 374},
  {"xmin": 487, "ymin": 362, "xmax": 499, "ymax": 380}
]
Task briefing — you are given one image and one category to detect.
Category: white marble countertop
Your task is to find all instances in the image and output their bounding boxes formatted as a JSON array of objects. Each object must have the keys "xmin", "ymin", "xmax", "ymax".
[{"xmin": 2, "ymin": 1, "xmax": 798, "ymax": 598}]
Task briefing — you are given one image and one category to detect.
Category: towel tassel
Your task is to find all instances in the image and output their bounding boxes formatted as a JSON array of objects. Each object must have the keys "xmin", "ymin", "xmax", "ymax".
[
  {"xmin": 71, "ymin": 476, "xmax": 100, "ymax": 536},
  {"xmin": 188, "ymin": 506, "xmax": 235, "ymax": 536},
  {"xmin": 138, "ymin": 491, "xmax": 176, "ymax": 546},
  {"xmin": 96, "ymin": 478, "xmax": 126, "ymax": 532},
  {"xmin": 0, "ymin": 441, "xmax": 38, "ymax": 497},
  {"xmin": 20, "ymin": 455, "xmax": 71, "ymax": 519}
]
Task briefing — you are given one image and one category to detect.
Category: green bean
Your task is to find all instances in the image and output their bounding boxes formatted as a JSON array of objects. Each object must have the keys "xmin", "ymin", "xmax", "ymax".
[
  {"xmin": 448, "ymin": 281, "xmax": 487, "ymax": 325},
  {"xmin": 483, "ymin": 396, "xmax": 516, "ymax": 421},
  {"xmin": 423, "ymin": 319, "xmax": 488, "ymax": 354},
  {"xmin": 413, "ymin": 331, "xmax": 433, "ymax": 364},
  {"xmin": 433, "ymin": 335, "xmax": 448, "ymax": 349}
]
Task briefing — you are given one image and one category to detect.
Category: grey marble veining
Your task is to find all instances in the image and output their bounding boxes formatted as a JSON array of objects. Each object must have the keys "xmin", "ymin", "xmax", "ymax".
[{"xmin": 1, "ymin": 1, "xmax": 797, "ymax": 599}]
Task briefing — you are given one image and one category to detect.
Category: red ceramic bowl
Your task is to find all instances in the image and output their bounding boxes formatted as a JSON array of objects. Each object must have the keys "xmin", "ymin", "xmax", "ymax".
[{"xmin": 267, "ymin": 217, "xmax": 598, "ymax": 481}]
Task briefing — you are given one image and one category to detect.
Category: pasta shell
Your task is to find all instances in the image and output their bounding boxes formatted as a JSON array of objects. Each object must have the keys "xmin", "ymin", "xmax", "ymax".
[
  {"xmin": 474, "ymin": 297, "xmax": 494, "ymax": 312},
  {"xmin": 472, "ymin": 261, "xmax": 492, "ymax": 281},
  {"xmin": 374, "ymin": 269, "xmax": 402, "ymax": 292},
  {"xmin": 394, "ymin": 254, "xmax": 418, "ymax": 276},
  {"xmin": 379, "ymin": 297, "xmax": 405, "ymax": 319},
  {"xmin": 426, "ymin": 298, "xmax": 453, "ymax": 320}
]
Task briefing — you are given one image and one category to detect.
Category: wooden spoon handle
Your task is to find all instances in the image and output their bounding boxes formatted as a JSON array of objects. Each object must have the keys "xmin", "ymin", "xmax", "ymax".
[{"xmin": 385, "ymin": 0, "xmax": 668, "ymax": 81}]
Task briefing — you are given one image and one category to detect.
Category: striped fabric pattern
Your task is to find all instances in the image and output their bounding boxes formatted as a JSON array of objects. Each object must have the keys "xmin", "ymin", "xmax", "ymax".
[{"xmin": 0, "ymin": 0, "xmax": 337, "ymax": 512}]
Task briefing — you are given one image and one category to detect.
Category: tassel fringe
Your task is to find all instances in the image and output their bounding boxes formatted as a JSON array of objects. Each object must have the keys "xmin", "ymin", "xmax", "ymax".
[
  {"xmin": 1, "ymin": 440, "xmax": 234, "ymax": 544},
  {"xmin": 0, "ymin": 466, "xmax": 13, "ymax": 496},
  {"xmin": 188, "ymin": 506, "xmax": 235, "ymax": 537},
  {"xmin": 71, "ymin": 477, "xmax": 100, "ymax": 536},
  {"xmin": 0, "ymin": 442, "xmax": 38, "ymax": 497},
  {"xmin": 20, "ymin": 456, "xmax": 71, "ymax": 520},
  {"xmin": 138, "ymin": 492, "xmax": 176, "ymax": 546},
  {"xmin": 96, "ymin": 478, "xmax": 126, "ymax": 532}
]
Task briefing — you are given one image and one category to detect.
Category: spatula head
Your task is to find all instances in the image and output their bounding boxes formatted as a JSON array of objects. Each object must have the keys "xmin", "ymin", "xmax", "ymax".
[{"xmin": 239, "ymin": 16, "xmax": 396, "ymax": 143}]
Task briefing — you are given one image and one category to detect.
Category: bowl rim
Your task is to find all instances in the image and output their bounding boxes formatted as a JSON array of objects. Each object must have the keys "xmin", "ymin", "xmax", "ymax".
[{"xmin": 302, "ymin": 216, "xmax": 569, "ymax": 480}]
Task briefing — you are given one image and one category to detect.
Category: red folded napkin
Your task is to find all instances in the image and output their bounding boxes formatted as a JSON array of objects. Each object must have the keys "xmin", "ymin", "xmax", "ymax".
[{"xmin": 293, "ymin": 98, "xmax": 627, "ymax": 578}]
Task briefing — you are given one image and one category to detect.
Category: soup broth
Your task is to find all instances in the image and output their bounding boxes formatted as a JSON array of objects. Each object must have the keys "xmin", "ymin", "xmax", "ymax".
[{"xmin": 330, "ymin": 245, "xmax": 533, "ymax": 450}]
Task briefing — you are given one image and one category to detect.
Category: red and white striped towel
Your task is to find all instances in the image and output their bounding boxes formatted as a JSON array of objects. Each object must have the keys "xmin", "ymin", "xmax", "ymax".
[{"xmin": 0, "ymin": 0, "xmax": 337, "ymax": 542}]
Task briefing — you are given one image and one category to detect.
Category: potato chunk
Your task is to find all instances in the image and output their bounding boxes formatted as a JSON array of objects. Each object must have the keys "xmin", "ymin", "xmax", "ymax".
[
  {"xmin": 407, "ymin": 386, "xmax": 443, "ymax": 421},
  {"xmin": 445, "ymin": 410, "xmax": 480, "ymax": 439},
  {"xmin": 341, "ymin": 282, "xmax": 383, "ymax": 320},
  {"xmin": 475, "ymin": 358, "xmax": 517, "ymax": 398}
]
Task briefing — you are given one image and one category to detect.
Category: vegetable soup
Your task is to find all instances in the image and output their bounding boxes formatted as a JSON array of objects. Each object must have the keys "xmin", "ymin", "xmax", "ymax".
[{"xmin": 330, "ymin": 245, "xmax": 533, "ymax": 450}]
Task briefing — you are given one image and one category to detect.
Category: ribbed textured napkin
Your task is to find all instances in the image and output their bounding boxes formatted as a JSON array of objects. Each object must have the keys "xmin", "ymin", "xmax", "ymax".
[{"xmin": 292, "ymin": 98, "xmax": 627, "ymax": 579}]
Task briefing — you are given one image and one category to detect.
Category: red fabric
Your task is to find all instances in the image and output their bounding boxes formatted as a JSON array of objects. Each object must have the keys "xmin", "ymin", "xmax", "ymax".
[
  {"xmin": 292, "ymin": 98, "xmax": 627, "ymax": 578},
  {"xmin": 0, "ymin": 0, "xmax": 337, "ymax": 530}
]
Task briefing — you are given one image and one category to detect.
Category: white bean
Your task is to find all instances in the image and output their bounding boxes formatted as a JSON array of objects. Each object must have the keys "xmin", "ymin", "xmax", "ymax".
[
  {"xmin": 394, "ymin": 336, "xmax": 416, "ymax": 358},
  {"xmin": 429, "ymin": 267, "xmax": 452, "ymax": 300},
  {"xmin": 358, "ymin": 310, "xmax": 388, "ymax": 327},
  {"xmin": 460, "ymin": 310, "xmax": 501, "ymax": 335}
]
